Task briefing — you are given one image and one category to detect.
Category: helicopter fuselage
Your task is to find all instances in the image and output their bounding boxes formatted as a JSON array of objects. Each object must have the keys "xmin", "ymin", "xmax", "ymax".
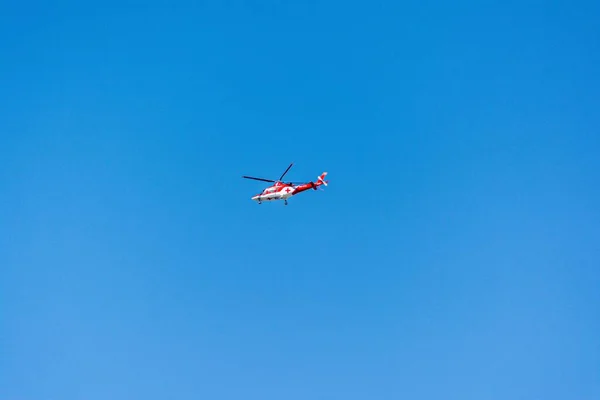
[{"xmin": 251, "ymin": 182, "xmax": 296, "ymax": 203}]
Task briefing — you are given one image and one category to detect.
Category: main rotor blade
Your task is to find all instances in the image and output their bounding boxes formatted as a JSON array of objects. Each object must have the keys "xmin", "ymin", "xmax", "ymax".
[
  {"xmin": 242, "ymin": 176, "xmax": 275, "ymax": 183},
  {"xmin": 279, "ymin": 162, "xmax": 294, "ymax": 181}
]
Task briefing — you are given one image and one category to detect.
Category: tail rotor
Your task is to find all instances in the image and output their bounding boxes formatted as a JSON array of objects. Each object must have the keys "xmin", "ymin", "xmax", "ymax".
[{"xmin": 316, "ymin": 172, "xmax": 328, "ymax": 189}]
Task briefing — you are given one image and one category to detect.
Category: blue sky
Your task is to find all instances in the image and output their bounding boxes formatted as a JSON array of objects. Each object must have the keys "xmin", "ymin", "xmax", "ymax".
[{"xmin": 1, "ymin": 1, "xmax": 599, "ymax": 398}]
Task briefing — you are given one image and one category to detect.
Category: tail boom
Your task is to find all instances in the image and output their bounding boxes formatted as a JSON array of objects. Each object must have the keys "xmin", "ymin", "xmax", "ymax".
[{"xmin": 290, "ymin": 172, "xmax": 328, "ymax": 195}]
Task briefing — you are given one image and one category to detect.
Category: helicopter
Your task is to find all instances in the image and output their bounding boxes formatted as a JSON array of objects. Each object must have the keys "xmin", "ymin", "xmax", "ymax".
[{"xmin": 242, "ymin": 162, "xmax": 328, "ymax": 205}]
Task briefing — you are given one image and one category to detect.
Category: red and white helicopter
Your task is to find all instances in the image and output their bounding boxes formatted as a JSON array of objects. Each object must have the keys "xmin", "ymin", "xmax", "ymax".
[{"xmin": 242, "ymin": 162, "xmax": 328, "ymax": 205}]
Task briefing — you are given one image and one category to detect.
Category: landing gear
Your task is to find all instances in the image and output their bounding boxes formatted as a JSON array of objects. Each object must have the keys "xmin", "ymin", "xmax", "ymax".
[{"xmin": 284, "ymin": 199, "xmax": 288, "ymax": 206}]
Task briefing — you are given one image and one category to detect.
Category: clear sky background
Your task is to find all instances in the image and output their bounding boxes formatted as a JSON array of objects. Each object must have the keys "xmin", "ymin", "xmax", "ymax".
[{"xmin": 1, "ymin": 1, "xmax": 599, "ymax": 399}]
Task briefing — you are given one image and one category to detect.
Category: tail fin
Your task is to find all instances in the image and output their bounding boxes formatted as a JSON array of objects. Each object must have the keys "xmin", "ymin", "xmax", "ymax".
[{"xmin": 317, "ymin": 172, "xmax": 328, "ymax": 186}]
